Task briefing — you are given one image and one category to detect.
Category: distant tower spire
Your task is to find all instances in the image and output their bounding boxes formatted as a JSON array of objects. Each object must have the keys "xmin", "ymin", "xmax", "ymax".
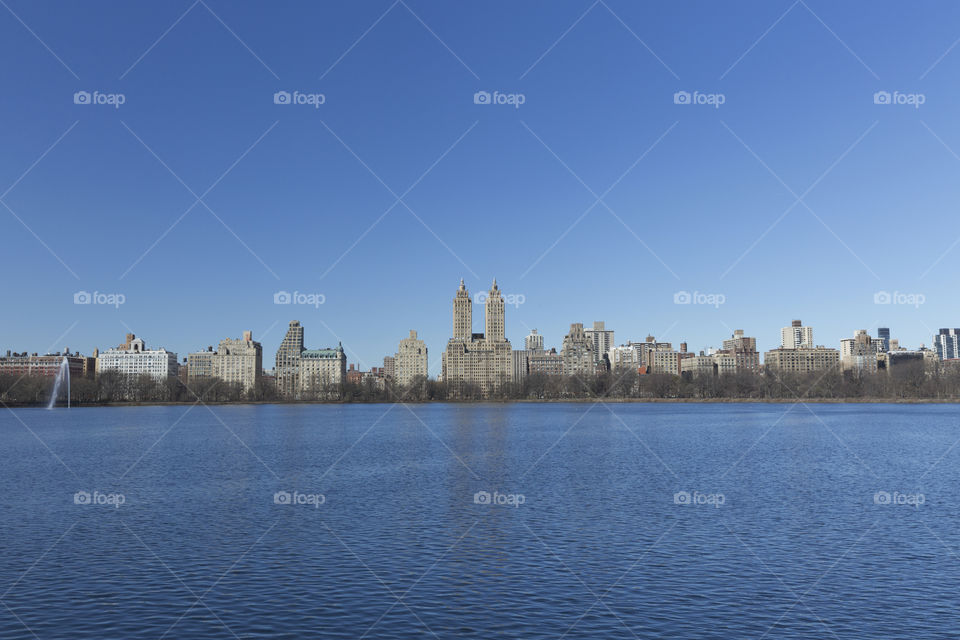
[{"xmin": 453, "ymin": 280, "xmax": 472, "ymax": 340}]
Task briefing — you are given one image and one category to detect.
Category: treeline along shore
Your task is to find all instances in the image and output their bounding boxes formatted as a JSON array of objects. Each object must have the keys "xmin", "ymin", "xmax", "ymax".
[{"xmin": 5, "ymin": 360, "xmax": 960, "ymax": 407}]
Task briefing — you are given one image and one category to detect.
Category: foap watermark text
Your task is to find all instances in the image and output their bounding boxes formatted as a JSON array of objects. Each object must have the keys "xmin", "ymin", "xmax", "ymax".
[
  {"xmin": 74, "ymin": 291, "xmax": 125, "ymax": 308},
  {"xmin": 874, "ymin": 491, "xmax": 925, "ymax": 507},
  {"xmin": 474, "ymin": 490, "xmax": 525, "ymax": 507},
  {"xmin": 674, "ymin": 91, "xmax": 725, "ymax": 108},
  {"xmin": 274, "ymin": 90, "xmax": 325, "ymax": 109},
  {"xmin": 674, "ymin": 290, "xmax": 725, "ymax": 308},
  {"xmin": 674, "ymin": 490, "xmax": 725, "ymax": 508},
  {"xmin": 274, "ymin": 291, "xmax": 325, "ymax": 308},
  {"xmin": 873, "ymin": 91, "xmax": 925, "ymax": 108},
  {"xmin": 874, "ymin": 291, "xmax": 925, "ymax": 308},
  {"xmin": 473, "ymin": 90, "xmax": 525, "ymax": 108},
  {"xmin": 274, "ymin": 490, "xmax": 325, "ymax": 508},
  {"xmin": 74, "ymin": 90, "xmax": 125, "ymax": 108},
  {"xmin": 74, "ymin": 490, "xmax": 125, "ymax": 508}
]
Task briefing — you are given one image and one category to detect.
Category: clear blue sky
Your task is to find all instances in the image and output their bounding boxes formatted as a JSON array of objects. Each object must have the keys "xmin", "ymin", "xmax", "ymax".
[{"xmin": 2, "ymin": 1, "xmax": 960, "ymax": 374}]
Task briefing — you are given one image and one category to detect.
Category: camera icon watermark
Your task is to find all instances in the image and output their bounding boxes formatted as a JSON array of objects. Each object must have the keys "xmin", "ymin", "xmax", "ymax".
[
  {"xmin": 74, "ymin": 490, "xmax": 125, "ymax": 508},
  {"xmin": 873, "ymin": 90, "xmax": 925, "ymax": 108},
  {"xmin": 673, "ymin": 290, "xmax": 725, "ymax": 308},
  {"xmin": 874, "ymin": 490, "xmax": 924, "ymax": 507},
  {"xmin": 273, "ymin": 90, "xmax": 325, "ymax": 109},
  {"xmin": 273, "ymin": 290, "xmax": 325, "ymax": 308},
  {"xmin": 473, "ymin": 90, "xmax": 525, "ymax": 109},
  {"xmin": 473, "ymin": 489, "xmax": 525, "ymax": 507},
  {"xmin": 873, "ymin": 291, "xmax": 925, "ymax": 308},
  {"xmin": 73, "ymin": 290, "xmax": 126, "ymax": 308},
  {"xmin": 273, "ymin": 490, "xmax": 325, "ymax": 508},
  {"xmin": 73, "ymin": 90, "xmax": 126, "ymax": 109},
  {"xmin": 674, "ymin": 490, "xmax": 724, "ymax": 508},
  {"xmin": 673, "ymin": 90, "xmax": 725, "ymax": 108}
]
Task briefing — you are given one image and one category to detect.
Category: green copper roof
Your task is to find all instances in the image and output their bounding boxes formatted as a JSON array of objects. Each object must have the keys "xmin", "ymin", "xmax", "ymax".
[{"xmin": 301, "ymin": 348, "xmax": 343, "ymax": 358}]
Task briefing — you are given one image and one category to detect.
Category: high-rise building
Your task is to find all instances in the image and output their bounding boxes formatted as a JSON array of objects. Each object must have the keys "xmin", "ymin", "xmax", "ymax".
[
  {"xmin": 721, "ymin": 329, "xmax": 760, "ymax": 371},
  {"xmin": 528, "ymin": 348, "xmax": 563, "ymax": 376},
  {"xmin": 442, "ymin": 279, "xmax": 513, "ymax": 395},
  {"xmin": 395, "ymin": 330, "xmax": 428, "ymax": 386},
  {"xmin": 299, "ymin": 346, "xmax": 346, "ymax": 393},
  {"xmin": 877, "ymin": 327, "xmax": 891, "ymax": 352},
  {"xmin": 187, "ymin": 347, "xmax": 216, "ymax": 381},
  {"xmin": 933, "ymin": 329, "xmax": 960, "ymax": 360},
  {"xmin": 561, "ymin": 323, "xmax": 594, "ymax": 376},
  {"xmin": 383, "ymin": 355, "xmax": 395, "ymax": 380},
  {"xmin": 840, "ymin": 330, "xmax": 877, "ymax": 374},
  {"xmin": 453, "ymin": 280, "xmax": 472, "ymax": 340},
  {"xmin": 97, "ymin": 334, "xmax": 178, "ymax": 380},
  {"xmin": 211, "ymin": 331, "xmax": 262, "ymax": 392},
  {"xmin": 639, "ymin": 337, "xmax": 681, "ymax": 374},
  {"xmin": 681, "ymin": 352, "xmax": 736, "ymax": 377},
  {"xmin": 646, "ymin": 349, "xmax": 687, "ymax": 375},
  {"xmin": 275, "ymin": 321, "xmax": 305, "ymax": 396},
  {"xmin": 584, "ymin": 321, "xmax": 614, "ymax": 364},
  {"xmin": 525, "ymin": 329, "xmax": 544, "ymax": 352},
  {"xmin": 274, "ymin": 321, "xmax": 345, "ymax": 397},
  {"xmin": 764, "ymin": 346, "xmax": 840, "ymax": 373},
  {"xmin": 512, "ymin": 350, "xmax": 529, "ymax": 384},
  {"xmin": 608, "ymin": 343, "xmax": 643, "ymax": 370},
  {"xmin": 781, "ymin": 320, "xmax": 814, "ymax": 349}
]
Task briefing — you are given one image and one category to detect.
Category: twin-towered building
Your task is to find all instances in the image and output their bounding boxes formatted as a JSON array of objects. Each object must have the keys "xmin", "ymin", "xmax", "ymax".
[{"xmin": 442, "ymin": 279, "xmax": 512, "ymax": 394}]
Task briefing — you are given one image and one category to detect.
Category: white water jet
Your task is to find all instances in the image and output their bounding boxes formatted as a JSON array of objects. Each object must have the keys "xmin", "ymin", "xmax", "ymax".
[{"xmin": 47, "ymin": 357, "xmax": 70, "ymax": 410}]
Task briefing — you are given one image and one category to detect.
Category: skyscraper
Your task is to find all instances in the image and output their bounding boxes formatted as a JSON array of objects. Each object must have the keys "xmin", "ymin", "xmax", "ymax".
[
  {"xmin": 933, "ymin": 329, "xmax": 960, "ymax": 360},
  {"xmin": 877, "ymin": 327, "xmax": 891, "ymax": 352},
  {"xmin": 561, "ymin": 323, "xmax": 594, "ymax": 376},
  {"xmin": 722, "ymin": 329, "xmax": 760, "ymax": 371},
  {"xmin": 395, "ymin": 330, "xmax": 428, "ymax": 387},
  {"xmin": 781, "ymin": 320, "xmax": 814, "ymax": 349},
  {"xmin": 525, "ymin": 329, "xmax": 544, "ymax": 352},
  {"xmin": 442, "ymin": 279, "xmax": 512, "ymax": 395},
  {"xmin": 453, "ymin": 279, "xmax": 472, "ymax": 340},
  {"xmin": 188, "ymin": 330, "xmax": 262, "ymax": 392},
  {"xmin": 840, "ymin": 329, "xmax": 878, "ymax": 373},
  {"xmin": 275, "ymin": 321, "xmax": 304, "ymax": 397},
  {"xmin": 211, "ymin": 331, "xmax": 263, "ymax": 392},
  {"xmin": 584, "ymin": 321, "xmax": 614, "ymax": 364}
]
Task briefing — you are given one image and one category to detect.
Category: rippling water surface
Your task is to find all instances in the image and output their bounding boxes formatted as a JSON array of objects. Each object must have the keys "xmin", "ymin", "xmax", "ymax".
[{"xmin": 1, "ymin": 402, "xmax": 959, "ymax": 638}]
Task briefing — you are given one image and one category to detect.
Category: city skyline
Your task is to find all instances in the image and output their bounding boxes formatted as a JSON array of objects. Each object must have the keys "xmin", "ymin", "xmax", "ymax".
[
  {"xmin": 4, "ymin": 2, "xmax": 960, "ymax": 375},
  {"xmin": 2, "ymin": 278, "xmax": 952, "ymax": 379}
]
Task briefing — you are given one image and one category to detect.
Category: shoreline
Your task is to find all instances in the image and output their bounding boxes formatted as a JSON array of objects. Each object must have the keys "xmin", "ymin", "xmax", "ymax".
[{"xmin": 14, "ymin": 397, "xmax": 960, "ymax": 408}]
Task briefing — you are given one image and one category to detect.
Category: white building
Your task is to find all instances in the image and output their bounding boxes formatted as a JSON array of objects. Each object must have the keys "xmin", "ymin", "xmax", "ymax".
[
  {"xmin": 781, "ymin": 320, "xmax": 814, "ymax": 349},
  {"xmin": 189, "ymin": 331, "xmax": 262, "ymax": 392},
  {"xmin": 584, "ymin": 321, "xmax": 614, "ymax": 364},
  {"xmin": 608, "ymin": 344, "xmax": 643, "ymax": 369},
  {"xmin": 395, "ymin": 330, "xmax": 428, "ymax": 387},
  {"xmin": 512, "ymin": 350, "xmax": 529, "ymax": 384},
  {"xmin": 97, "ymin": 334, "xmax": 178, "ymax": 380},
  {"xmin": 299, "ymin": 346, "xmax": 346, "ymax": 393},
  {"xmin": 212, "ymin": 331, "xmax": 262, "ymax": 392},
  {"xmin": 525, "ymin": 329, "xmax": 544, "ymax": 352},
  {"xmin": 840, "ymin": 329, "xmax": 878, "ymax": 374}
]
